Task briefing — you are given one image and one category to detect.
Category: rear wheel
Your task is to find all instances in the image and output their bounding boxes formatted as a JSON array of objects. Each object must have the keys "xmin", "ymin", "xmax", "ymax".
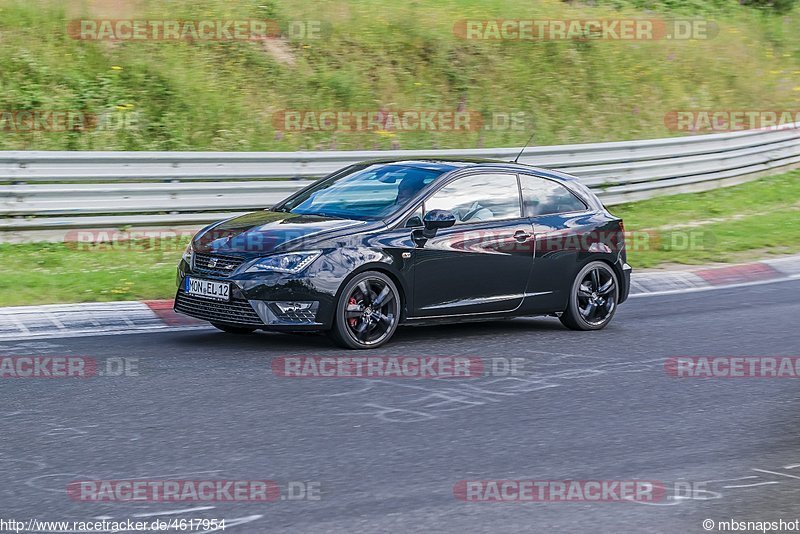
[
  {"xmin": 560, "ymin": 261, "xmax": 619, "ymax": 331},
  {"xmin": 210, "ymin": 322, "xmax": 257, "ymax": 334},
  {"xmin": 329, "ymin": 271, "xmax": 401, "ymax": 349}
]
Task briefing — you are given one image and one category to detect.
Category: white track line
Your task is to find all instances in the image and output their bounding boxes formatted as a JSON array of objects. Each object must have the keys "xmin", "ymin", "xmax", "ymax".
[
  {"xmin": 629, "ymin": 273, "xmax": 800, "ymax": 298},
  {"xmin": 0, "ymin": 275, "xmax": 798, "ymax": 341}
]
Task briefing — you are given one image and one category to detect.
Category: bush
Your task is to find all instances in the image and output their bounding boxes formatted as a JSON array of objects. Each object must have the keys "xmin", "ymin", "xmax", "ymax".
[{"xmin": 740, "ymin": 0, "xmax": 797, "ymax": 13}]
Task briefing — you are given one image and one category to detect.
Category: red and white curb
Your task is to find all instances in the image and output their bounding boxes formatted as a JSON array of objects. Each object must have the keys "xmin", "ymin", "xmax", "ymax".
[
  {"xmin": 1, "ymin": 254, "xmax": 799, "ymax": 340},
  {"xmin": 0, "ymin": 301, "xmax": 205, "ymax": 341},
  {"xmin": 630, "ymin": 254, "xmax": 800, "ymax": 297}
]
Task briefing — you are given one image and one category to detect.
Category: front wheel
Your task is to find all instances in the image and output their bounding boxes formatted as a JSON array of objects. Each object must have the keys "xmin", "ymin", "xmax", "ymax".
[
  {"xmin": 329, "ymin": 271, "xmax": 401, "ymax": 349},
  {"xmin": 211, "ymin": 322, "xmax": 257, "ymax": 334},
  {"xmin": 560, "ymin": 261, "xmax": 619, "ymax": 331}
]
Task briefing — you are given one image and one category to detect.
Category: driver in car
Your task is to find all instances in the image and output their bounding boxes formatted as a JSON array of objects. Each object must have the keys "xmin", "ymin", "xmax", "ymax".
[
  {"xmin": 396, "ymin": 174, "xmax": 493, "ymax": 222},
  {"xmin": 454, "ymin": 201, "xmax": 493, "ymax": 223}
]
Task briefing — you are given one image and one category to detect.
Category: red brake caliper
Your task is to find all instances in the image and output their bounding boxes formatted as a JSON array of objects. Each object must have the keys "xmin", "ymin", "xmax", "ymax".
[{"xmin": 348, "ymin": 297, "xmax": 358, "ymax": 327}]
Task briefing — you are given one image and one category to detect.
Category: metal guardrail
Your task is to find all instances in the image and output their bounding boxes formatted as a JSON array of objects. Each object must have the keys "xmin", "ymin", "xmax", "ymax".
[{"xmin": 2, "ymin": 124, "xmax": 799, "ymax": 230}]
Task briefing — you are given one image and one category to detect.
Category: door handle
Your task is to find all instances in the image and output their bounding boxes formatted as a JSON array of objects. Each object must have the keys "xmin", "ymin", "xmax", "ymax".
[{"xmin": 513, "ymin": 230, "xmax": 532, "ymax": 242}]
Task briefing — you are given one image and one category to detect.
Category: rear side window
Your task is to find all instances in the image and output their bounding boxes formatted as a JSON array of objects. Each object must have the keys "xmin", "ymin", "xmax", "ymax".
[{"xmin": 520, "ymin": 175, "xmax": 588, "ymax": 217}]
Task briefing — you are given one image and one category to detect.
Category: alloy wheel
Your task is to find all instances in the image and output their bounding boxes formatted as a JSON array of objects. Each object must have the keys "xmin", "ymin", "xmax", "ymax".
[
  {"xmin": 576, "ymin": 266, "xmax": 617, "ymax": 326},
  {"xmin": 342, "ymin": 276, "xmax": 399, "ymax": 346}
]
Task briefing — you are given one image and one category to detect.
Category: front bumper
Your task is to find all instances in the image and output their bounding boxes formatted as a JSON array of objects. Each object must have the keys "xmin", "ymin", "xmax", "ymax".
[{"xmin": 173, "ymin": 259, "xmax": 335, "ymax": 330}]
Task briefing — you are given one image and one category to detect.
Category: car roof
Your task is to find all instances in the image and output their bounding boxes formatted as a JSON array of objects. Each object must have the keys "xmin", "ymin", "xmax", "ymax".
[{"xmin": 359, "ymin": 158, "xmax": 580, "ymax": 183}]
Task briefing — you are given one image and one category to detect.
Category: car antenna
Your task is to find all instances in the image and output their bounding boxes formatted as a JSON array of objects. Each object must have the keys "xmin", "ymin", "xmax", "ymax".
[{"xmin": 513, "ymin": 131, "xmax": 536, "ymax": 163}]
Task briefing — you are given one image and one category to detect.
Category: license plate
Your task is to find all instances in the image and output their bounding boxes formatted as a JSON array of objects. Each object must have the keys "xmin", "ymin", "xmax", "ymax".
[{"xmin": 184, "ymin": 277, "xmax": 230, "ymax": 301}]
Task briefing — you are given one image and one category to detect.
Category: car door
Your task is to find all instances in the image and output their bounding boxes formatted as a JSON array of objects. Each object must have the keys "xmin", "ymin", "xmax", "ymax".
[
  {"xmin": 518, "ymin": 173, "xmax": 595, "ymax": 312},
  {"xmin": 410, "ymin": 172, "xmax": 534, "ymax": 317}
]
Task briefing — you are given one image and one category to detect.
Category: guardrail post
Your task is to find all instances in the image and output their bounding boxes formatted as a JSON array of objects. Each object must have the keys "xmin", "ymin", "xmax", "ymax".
[{"xmin": 169, "ymin": 177, "xmax": 180, "ymax": 215}]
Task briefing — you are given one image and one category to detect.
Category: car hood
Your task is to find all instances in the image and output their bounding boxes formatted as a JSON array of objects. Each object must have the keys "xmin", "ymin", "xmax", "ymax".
[{"xmin": 193, "ymin": 211, "xmax": 368, "ymax": 255}]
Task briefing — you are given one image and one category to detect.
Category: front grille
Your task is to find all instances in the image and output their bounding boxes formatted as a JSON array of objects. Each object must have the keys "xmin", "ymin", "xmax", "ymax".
[
  {"xmin": 273, "ymin": 308, "xmax": 317, "ymax": 323},
  {"xmin": 174, "ymin": 291, "xmax": 264, "ymax": 326},
  {"xmin": 192, "ymin": 252, "xmax": 246, "ymax": 277}
]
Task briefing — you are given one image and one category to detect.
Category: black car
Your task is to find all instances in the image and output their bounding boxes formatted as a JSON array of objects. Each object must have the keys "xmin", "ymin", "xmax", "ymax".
[{"xmin": 174, "ymin": 159, "xmax": 631, "ymax": 349}]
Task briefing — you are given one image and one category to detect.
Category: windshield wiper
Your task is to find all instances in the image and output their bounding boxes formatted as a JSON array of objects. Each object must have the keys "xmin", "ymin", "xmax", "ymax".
[{"xmin": 306, "ymin": 211, "xmax": 347, "ymax": 219}]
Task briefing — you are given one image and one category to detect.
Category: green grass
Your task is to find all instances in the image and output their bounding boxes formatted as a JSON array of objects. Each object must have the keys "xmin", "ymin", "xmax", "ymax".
[
  {"xmin": 1, "ymin": 0, "xmax": 799, "ymax": 304},
  {"xmin": 1, "ymin": 0, "xmax": 800, "ymax": 151},
  {"xmin": 0, "ymin": 172, "xmax": 798, "ymax": 307},
  {"xmin": 610, "ymin": 171, "xmax": 800, "ymax": 267},
  {"xmin": 0, "ymin": 240, "xmax": 186, "ymax": 306}
]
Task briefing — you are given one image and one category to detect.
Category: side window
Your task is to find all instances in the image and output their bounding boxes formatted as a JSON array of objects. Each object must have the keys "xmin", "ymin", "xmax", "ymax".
[
  {"xmin": 520, "ymin": 175, "xmax": 588, "ymax": 217},
  {"xmin": 405, "ymin": 207, "xmax": 424, "ymax": 227},
  {"xmin": 424, "ymin": 173, "xmax": 522, "ymax": 225}
]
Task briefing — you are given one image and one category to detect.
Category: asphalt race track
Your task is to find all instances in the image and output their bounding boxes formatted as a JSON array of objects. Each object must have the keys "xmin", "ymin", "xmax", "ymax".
[{"xmin": 1, "ymin": 279, "xmax": 799, "ymax": 533}]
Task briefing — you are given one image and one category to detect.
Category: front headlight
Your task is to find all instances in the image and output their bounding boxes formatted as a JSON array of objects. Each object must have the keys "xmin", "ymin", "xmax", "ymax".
[
  {"xmin": 181, "ymin": 241, "xmax": 194, "ymax": 265},
  {"xmin": 245, "ymin": 250, "xmax": 322, "ymax": 274}
]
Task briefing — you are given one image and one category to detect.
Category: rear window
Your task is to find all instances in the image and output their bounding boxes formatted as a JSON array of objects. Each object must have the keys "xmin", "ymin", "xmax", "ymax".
[{"xmin": 520, "ymin": 175, "xmax": 588, "ymax": 217}]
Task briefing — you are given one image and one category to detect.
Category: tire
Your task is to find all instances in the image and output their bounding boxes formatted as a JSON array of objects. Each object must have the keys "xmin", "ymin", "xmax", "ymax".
[
  {"xmin": 210, "ymin": 322, "xmax": 257, "ymax": 334},
  {"xmin": 328, "ymin": 271, "xmax": 401, "ymax": 349},
  {"xmin": 559, "ymin": 261, "xmax": 619, "ymax": 331}
]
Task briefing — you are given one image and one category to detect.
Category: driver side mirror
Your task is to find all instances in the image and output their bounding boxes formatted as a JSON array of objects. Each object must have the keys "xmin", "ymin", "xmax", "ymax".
[
  {"xmin": 412, "ymin": 209, "xmax": 456, "ymax": 246},
  {"xmin": 423, "ymin": 209, "xmax": 457, "ymax": 231}
]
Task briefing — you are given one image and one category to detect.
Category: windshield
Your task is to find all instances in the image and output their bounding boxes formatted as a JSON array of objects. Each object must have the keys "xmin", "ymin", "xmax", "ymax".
[{"xmin": 278, "ymin": 164, "xmax": 445, "ymax": 220}]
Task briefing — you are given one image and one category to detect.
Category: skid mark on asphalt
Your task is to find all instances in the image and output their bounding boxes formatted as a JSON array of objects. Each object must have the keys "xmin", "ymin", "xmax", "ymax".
[
  {"xmin": 25, "ymin": 469, "xmax": 226, "ymax": 494},
  {"xmin": 622, "ymin": 464, "xmax": 800, "ymax": 506},
  {"xmin": 521, "ymin": 349, "xmax": 608, "ymax": 362},
  {"xmin": 485, "ymin": 464, "xmax": 800, "ymax": 507},
  {"xmin": 0, "ymin": 341, "xmax": 67, "ymax": 354},
  {"xmin": 0, "ymin": 460, "xmax": 265, "ymax": 532},
  {"xmin": 129, "ymin": 506, "xmax": 216, "ymax": 517},
  {"xmin": 6, "ymin": 415, "xmax": 144, "ymax": 446},
  {"xmin": 325, "ymin": 357, "xmax": 666, "ymax": 423}
]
